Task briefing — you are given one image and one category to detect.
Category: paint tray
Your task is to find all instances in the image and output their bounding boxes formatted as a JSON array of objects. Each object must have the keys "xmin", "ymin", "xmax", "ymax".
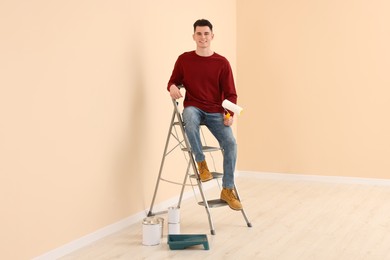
[{"xmin": 167, "ymin": 234, "xmax": 209, "ymax": 250}]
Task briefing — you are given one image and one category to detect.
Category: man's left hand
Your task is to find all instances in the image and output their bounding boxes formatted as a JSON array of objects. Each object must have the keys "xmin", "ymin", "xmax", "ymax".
[{"xmin": 224, "ymin": 115, "xmax": 234, "ymax": 126}]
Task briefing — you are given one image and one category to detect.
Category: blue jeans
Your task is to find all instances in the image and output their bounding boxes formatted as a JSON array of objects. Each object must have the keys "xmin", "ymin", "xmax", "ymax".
[{"xmin": 183, "ymin": 106, "xmax": 237, "ymax": 189}]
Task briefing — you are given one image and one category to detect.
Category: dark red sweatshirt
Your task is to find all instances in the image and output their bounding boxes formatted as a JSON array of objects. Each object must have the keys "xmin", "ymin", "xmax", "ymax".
[{"xmin": 167, "ymin": 51, "xmax": 237, "ymax": 115}]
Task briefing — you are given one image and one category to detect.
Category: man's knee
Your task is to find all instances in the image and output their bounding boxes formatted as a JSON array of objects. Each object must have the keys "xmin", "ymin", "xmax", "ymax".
[
  {"xmin": 183, "ymin": 107, "xmax": 200, "ymax": 128},
  {"xmin": 221, "ymin": 136, "xmax": 237, "ymax": 150}
]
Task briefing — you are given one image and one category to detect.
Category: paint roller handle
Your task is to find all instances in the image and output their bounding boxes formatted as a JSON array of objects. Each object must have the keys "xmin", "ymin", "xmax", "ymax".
[{"xmin": 223, "ymin": 112, "xmax": 234, "ymax": 126}]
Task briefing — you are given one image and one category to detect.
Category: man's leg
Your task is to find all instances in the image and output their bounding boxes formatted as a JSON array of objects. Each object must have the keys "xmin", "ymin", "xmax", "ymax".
[
  {"xmin": 205, "ymin": 112, "xmax": 242, "ymax": 210},
  {"xmin": 183, "ymin": 107, "xmax": 213, "ymax": 182}
]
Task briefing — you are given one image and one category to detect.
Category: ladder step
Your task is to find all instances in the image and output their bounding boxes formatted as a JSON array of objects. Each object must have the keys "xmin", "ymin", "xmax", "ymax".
[
  {"xmin": 198, "ymin": 199, "xmax": 228, "ymax": 208},
  {"xmin": 182, "ymin": 146, "xmax": 222, "ymax": 152},
  {"xmin": 190, "ymin": 172, "xmax": 223, "ymax": 179}
]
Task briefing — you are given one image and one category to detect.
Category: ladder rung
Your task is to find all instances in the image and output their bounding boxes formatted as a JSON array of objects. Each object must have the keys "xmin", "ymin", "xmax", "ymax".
[
  {"xmin": 198, "ymin": 199, "xmax": 228, "ymax": 208},
  {"xmin": 190, "ymin": 172, "xmax": 223, "ymax": 179},
  {"xmin": 182, "ymin": 146, "xmax": 221, "ymax": 152}
]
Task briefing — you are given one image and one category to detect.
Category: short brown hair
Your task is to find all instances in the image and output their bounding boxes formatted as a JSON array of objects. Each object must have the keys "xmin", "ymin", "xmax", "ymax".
[{"xmin": 193, "ymin": 19, "xmax": 213, "ymax": 32}]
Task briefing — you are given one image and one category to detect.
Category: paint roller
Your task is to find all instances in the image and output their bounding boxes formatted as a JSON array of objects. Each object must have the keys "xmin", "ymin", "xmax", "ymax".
[{"xmin": 222, "ymin": 99, "xmax": 243, "ymax": 119}]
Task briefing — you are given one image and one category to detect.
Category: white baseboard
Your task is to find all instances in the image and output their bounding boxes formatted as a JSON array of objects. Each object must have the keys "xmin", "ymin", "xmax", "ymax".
[
  {"xmin": 33, "ymin": 180, "xmax": 217, "ymax": 260},
  {"xmin": 236, "ymin": 171, "xmax": 390, "ymax": 186},
  {"xmin": 33, "ymin": 211, "xmax": 146, "ymax": 260}
]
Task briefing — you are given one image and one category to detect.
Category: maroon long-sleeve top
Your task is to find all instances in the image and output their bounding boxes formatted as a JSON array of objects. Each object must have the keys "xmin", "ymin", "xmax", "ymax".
[{"xmin": 167, "ymin": 51, "xmax": 237, "ymax": 115}]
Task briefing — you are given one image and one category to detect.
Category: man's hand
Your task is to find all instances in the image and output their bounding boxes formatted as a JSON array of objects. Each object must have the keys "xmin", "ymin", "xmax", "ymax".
[
  {"xmin": 224, "ymin": 113, "xmax": 234, "ymax": 126},
  {"xmin": 169, "ymin": 85, "xmax": 183, "ymax": 100}
]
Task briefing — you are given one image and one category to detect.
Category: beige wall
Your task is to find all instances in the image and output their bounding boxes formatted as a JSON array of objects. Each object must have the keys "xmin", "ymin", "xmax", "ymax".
[
  {"xmin": 3, "ymin": 0, "xmax": 390, "ymax": 258},
  {"xmin": 237, "ymin": 0, "xmax": 390, "ymax": 178},
  {"xmin": 0, "ymin": 1, "xmax": 236, "ymax": 259}
]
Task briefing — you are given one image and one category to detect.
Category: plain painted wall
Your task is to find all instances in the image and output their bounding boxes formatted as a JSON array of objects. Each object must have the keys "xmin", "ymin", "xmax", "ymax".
[
  {"xmin": 237, "ymin": 0, "xmax": 390, "ymax": 178},
  {"xmin": 2, "ymin": 0, "xmax": 390, "ymax": 258},
  {"xmin": 0, "ymin": 1, "xmax": 236, "ymax": 259}
]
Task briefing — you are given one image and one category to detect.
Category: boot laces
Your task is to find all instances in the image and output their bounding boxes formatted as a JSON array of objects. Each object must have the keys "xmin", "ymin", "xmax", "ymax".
[
  {"xmin": 199, "ymin": 162, "xmax": 208, "ymax": 173},
  {"xmin": 226, "ymin": 189, "xmax": 237, "ymax": 200}
]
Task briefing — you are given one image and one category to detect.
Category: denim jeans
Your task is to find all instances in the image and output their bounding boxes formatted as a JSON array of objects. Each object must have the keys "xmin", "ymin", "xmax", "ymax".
[{"xmin": 183, "ymin": 106, "xmax": 237, "ymax": 189}]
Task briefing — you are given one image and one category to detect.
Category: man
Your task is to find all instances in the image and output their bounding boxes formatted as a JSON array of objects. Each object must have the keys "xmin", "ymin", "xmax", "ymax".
[{"xmin": 167, "ymin": 19, "xmax": 242, "ymax": 210}]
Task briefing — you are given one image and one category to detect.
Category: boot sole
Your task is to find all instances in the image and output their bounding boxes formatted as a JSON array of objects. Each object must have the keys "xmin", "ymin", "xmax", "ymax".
[
  {"xmin": 200, "ymin": 176, "xmax": 213, "ymax": 182},
  {"xmin": 220, "ymin": 197, "xmax": 243, "ymax": 211}
]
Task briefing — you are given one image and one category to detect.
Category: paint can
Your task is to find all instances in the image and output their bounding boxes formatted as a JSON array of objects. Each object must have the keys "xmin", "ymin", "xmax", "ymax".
[
  {"xmin": 168, "ymin": 222, "xmax": 181, "ymax": 234},
  {"xmin": 142, "ymin": 217, "xmax": 161, "ymax": 246},
  {"xmin": 168, "ymin": 207, "xmax": 180, "ymax": 234},
  {"xmin": 168, "ymin": 207, "xmax": 180, "ymax": 224}
]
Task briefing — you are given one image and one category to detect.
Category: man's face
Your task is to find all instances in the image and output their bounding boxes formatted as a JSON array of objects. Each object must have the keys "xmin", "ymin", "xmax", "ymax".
[{"xmin": 193, "ymin": 26, "xmax": 214, "ymax": 49}]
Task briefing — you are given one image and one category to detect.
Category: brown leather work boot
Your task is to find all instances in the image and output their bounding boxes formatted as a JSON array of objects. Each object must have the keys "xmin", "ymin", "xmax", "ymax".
[
  {"xmin": 220, "ymin": 188, "xmax": 243, "ymax": 210},
  {"xmin": 196, "ymin": 160, "xmax": 213, "ymax": 182}
]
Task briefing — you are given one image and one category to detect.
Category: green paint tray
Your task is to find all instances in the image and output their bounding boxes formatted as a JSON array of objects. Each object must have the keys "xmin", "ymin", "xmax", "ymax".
[{"xmin": 167, "ymin": 234, "xmax": 209, "ymax": 250}]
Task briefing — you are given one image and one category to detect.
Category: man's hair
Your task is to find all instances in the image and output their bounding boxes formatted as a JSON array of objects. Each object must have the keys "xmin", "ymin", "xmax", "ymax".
[{"xmin": 193, "ymin": 19, "xmax": 213, "ymax": 32}]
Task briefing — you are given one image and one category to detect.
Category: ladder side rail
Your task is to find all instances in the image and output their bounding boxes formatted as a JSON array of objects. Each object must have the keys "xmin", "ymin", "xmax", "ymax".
[
  {"xmin": 219, "ymin": 148, "xmax": 252, "ymax": 227},
  {"xmin": 233, "ymin": 185, "xmax": 253, "ymax": 227},
  {"xmin": 177, "ymin": 160, "xmax": 192, "ymax": 208},
  {"xmin": 147, "ymin": 107, "xmax": 177, "ymax": 216}
]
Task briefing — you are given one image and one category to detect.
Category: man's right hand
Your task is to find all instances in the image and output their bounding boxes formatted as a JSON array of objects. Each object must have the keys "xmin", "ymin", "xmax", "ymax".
[{"xmin": 169, "ymin": 85, "xmax": 183, "ymax": 100}]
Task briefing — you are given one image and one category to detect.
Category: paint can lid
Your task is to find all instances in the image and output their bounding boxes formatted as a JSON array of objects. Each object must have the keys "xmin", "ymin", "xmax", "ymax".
[{"xmin": 143, "ymin": 217, "xmax": 160, "ymax": 225}]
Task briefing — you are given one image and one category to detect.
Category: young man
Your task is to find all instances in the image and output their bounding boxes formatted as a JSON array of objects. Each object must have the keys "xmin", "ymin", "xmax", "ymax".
[{"xmin": 167, "ymin": 19, "xmax": 242, "ymax": 210}]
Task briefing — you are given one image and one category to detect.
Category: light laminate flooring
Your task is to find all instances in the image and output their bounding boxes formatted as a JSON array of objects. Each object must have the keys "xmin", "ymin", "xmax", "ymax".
[{"xmin": 61, "ymin": 175, "xmax": 390, "ymax": 260}]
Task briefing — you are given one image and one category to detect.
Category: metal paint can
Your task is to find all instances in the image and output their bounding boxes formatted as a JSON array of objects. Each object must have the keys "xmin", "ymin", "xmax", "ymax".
[{"xmin": 142, "ymin": 217, "xmax": 161, "ymax": 246}]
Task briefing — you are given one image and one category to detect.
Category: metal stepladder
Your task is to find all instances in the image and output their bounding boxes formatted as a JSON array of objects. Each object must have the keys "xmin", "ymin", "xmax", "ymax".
[{"xmin": 147, "ymin": 98, "xmax": 252, "ymax": 235}]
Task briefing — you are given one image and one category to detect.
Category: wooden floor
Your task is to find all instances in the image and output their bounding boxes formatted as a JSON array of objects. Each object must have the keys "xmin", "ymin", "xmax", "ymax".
[{"xmin": 61, "ymin": 175, "xmax": 390, "ymax": 260}]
